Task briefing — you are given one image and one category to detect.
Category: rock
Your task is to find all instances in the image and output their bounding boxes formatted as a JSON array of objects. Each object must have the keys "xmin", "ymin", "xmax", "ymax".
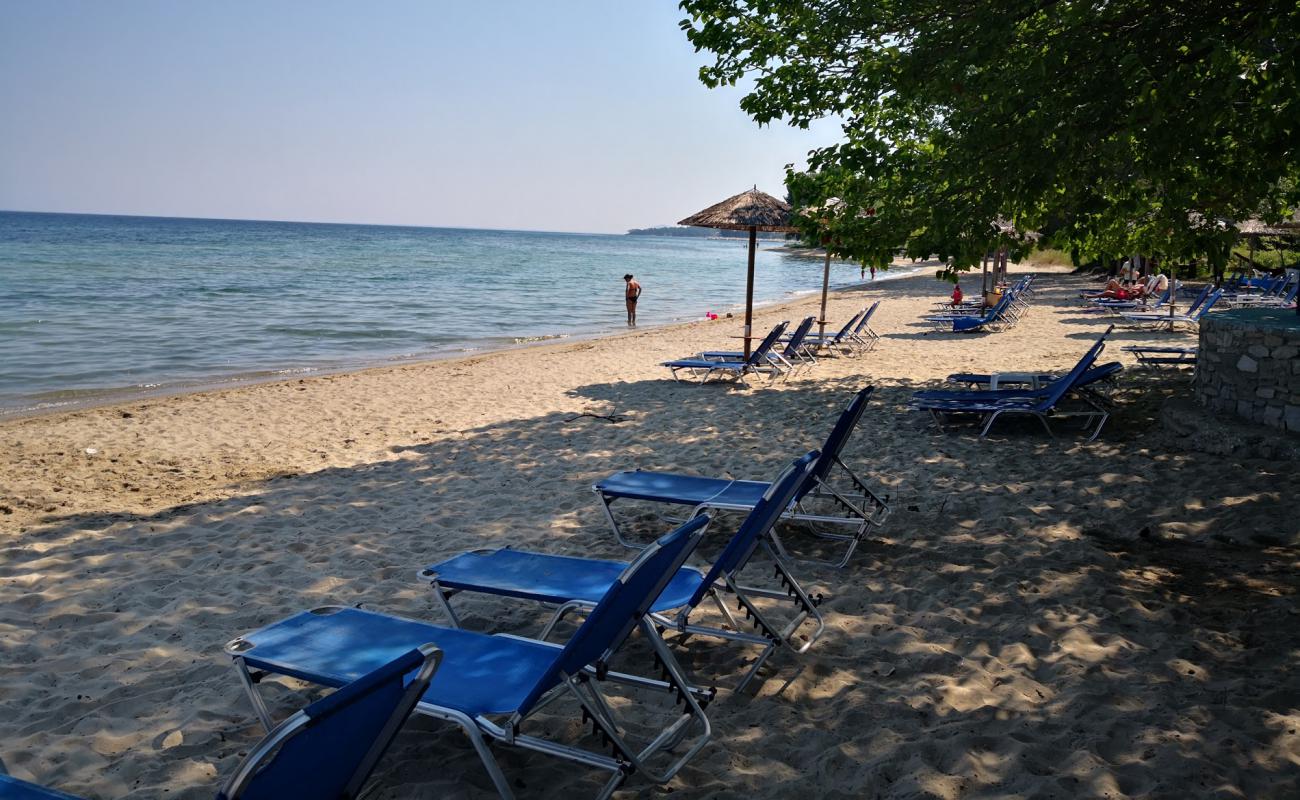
[
  {"xmin": 1237, "ymin": 355, "xmax": 1258, "ymax": 373},
  {"xmin": 1286, "ymin": 405, "xmax": 1300, "ymax": 432}
]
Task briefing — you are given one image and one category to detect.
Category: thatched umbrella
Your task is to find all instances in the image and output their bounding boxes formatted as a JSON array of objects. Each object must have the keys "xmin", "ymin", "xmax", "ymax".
[{"xmin": 680, "ymin": 188, "xmax": 798, "ymax": 357}]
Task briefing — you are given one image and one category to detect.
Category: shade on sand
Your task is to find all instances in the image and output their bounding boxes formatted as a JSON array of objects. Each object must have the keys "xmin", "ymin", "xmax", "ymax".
[{"xmin": 679, "ymin": 188, "xmax": 798, "ymax": 357}]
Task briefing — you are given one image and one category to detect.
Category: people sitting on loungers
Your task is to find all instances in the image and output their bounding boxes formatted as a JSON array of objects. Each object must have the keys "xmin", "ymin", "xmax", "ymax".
[{"xmin": 1097, "ymin": 278, "xmax": 1148, "ymax": 300}]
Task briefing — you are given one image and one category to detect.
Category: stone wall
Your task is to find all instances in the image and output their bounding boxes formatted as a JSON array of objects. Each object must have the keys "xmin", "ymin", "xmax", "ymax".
[{"xmin": 1196, "ymin": 308, "xmax": 1300, "ymax": 433}]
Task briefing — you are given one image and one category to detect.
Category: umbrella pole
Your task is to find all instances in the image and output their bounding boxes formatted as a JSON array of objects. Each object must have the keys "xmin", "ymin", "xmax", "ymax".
[
  {"xmin": 818, "ymin": 247, "xmax": 832, "ymax": 340},
  {"xmin": 744, "ymin": 226, "xmax": 757, "ymax": 358}
]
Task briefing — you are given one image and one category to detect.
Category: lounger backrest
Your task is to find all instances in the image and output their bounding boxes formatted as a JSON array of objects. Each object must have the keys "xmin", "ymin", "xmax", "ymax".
[
  {"xmin": 688, "ymin": 451, "xmax": 820, "ymax": 607},
  {"xmin": 1186, "ymin": 285, "xmax": 1212, "ymax": 314},
  {"xmin": 218, "ymin": 645, "xmax": 440, "ymax": 800},
  {"xmin": 798, "ymin": 386, "xmax": 874, "ymax": 498},
  {"xmin": 782, "ymin": 316, "xmax": 816, "ymax": 358},
  {"xmin": 833, "ymin": 309, "xmax": 865, "ymax": 341},
  {"xmin": 1074, "ymin": 361, "xmax": 1123, "ymax": 388},
  {"xmin": 985, "ymin": 293, "xmax": 1013, "ymax": 321},
  {"xmin": 1036, "ymin": 326, "xmax": 1111, "ymax": 409},
  {"xmin": 852, "ymin": 302, "xmax": 880, "ymax": 334},
  {"xmin": 1194, "ymin": 290, "xmax": 1222, "ymax": 318},
  {"xmin": 747, "ymin": 321, "xmax": 789, "ymax": 365},
  {"xmin": 518, "ymin": 512, "xmax": 710, "ymax": 713}
]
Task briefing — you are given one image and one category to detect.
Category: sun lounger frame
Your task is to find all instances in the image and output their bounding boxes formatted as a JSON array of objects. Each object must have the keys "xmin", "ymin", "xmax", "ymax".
[
  {"xmin": 662, "ymin": 321, "xmax": 788, "ymax": 385},
  {"xmin": 225, "ymin": 517, "xmax": 715, "ymax": 800},
  {"xmin": 423, "ymin": 454, "xmax": 827, "ymax": 691},
  {"xmin": 913, "ymin": 327, "xmax": 1116, "ymax": 442},
  {"xmin": 593, "ymin": 387, "xmax": 889, "ymax": 568}
]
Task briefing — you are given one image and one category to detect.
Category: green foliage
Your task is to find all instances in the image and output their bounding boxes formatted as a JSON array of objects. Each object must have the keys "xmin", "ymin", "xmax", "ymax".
[
  {"xmin": 1233, "ymin": 240, "xmax": 1300, "ymax": 270},
  {"xmin": 1026, "ymin": 248, "xmax": 1074, "ymax": 267},
  {"xmin": 679, "ymin": 0, "xmax": 1300, "ymax": 271}
]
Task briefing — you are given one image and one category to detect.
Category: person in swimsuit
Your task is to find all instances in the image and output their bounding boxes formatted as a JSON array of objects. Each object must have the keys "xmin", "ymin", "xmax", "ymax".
[{"xmin": 624, "ymin": 273, "xmax": 641, "ymax": 326}]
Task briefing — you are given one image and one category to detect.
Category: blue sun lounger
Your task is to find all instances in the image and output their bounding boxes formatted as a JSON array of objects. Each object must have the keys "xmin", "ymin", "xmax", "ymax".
[
  {"xmin": 1120, "ymin": 290, "xmax": 1221, "ymax": 328},
  {"xmin": 1121, "ymin": 345, "xmax": 1198, "ymax": 369},
  {"xmin": 593, "ymin": 386, "xmax": 888, "ymax": 568},
  {"xmin": 924, "ymin": 292, "xmax": 1013, "ymax": 333},
  {"xmin": 791, "ymin": 306, "xmax": 866, "ymax": 354},
  {"xmin": 422, "ymin": 451, "xmax": 824, "ymax": 692},
  {"xmin": 661, "ymin": 321, "xmax": 788, "ymax": 385},
  {"xmin": 942, "ymin": 361, "xmax": 1123, "ymax": 393},
  {"xmin": 1118, "ymin": 284, "xmax": 1211, "ymax": 321},
  {"xmin": 0, "ymin": 645, "xmax": 443, "ymax": 800},
  {"xmin": 844, "ymin": 301, "xmax": 881, "ymax": 352},
  {"xmin": 699, "ymin": 315, "xmax": 816, "ymax": 376},
  {"xmin": 225, "ymin": 515, "xmax": 714, "ymax": 800},
  {"xmin": 911, "ymin": 327, "xmax": 1116, "ymax": 441},
  {"xmin": 1087, "ymin": 283, "xmax": 1174, "ymax": 313},
  {"xmin": 1230, "ymin": 276, "xmax": 1297, "ymax": 307}
]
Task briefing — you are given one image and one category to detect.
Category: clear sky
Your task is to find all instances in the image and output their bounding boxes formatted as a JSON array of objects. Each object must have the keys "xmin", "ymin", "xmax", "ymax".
[{"xmin": 0, "ymin": 1, "xmax": 840, "ymax": 233}]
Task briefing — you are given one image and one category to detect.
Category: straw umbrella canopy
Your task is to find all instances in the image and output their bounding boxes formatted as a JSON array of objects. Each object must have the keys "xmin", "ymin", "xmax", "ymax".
[{"xmin": 680, "ymin": 188, "xmax": 798, "ymax": 357}]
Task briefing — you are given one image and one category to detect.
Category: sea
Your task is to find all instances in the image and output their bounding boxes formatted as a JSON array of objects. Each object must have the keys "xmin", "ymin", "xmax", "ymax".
[{"xmin": 0, "ymin": 211, "xmax": 924, "ymax": 417}]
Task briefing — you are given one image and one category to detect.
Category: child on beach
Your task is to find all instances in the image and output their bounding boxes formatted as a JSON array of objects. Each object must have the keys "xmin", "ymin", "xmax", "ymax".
[{"xmin": 951, "ymin": 283, "xmax": 963, "ymax": 307}]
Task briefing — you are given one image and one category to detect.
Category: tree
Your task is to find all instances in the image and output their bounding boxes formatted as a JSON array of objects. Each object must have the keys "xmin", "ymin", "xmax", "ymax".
[{"xmin": 679, "ymin": 0, "xmax": 1300, "ymax": 270}]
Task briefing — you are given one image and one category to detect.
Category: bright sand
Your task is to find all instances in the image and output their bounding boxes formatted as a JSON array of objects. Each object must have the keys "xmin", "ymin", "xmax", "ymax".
[{"xmin": 1, "ymin": 265, "xmax": 1297, "ymax": 798}]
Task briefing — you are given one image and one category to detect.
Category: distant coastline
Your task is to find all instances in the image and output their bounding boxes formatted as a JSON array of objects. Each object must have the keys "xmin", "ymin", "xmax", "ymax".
[{"xmin": 626, "ymin": 225, "xmax": 793, "ymax": 240}]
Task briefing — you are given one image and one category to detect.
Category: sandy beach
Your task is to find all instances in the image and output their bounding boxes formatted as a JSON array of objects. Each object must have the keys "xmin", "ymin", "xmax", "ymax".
[{"xmin": 1, "ymin": 265, "xmax": 1297, "ymax": 798}]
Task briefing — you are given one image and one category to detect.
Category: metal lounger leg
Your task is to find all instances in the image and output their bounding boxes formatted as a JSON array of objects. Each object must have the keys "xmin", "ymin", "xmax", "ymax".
[
  {"xmin": 427, "ymin": 580, "xmax": 463, "ymax": 628},
  {"xmin": 595, "ymin": 490, "xmax": 644, "ymax": 550},
  {"xmin": 539, "ymin": 599, "xmax": 589, "ymax": 641},
  {"xmin": 230, "ymin": 656, "xmax": 274, "ymax": 732},
  {"xmin": 417, "ymin": 705, "xmax": 517, "ymax": 800},
  {"xmin": 978, "ymin": 409, "xmax": 1005, "ymax": 439}
]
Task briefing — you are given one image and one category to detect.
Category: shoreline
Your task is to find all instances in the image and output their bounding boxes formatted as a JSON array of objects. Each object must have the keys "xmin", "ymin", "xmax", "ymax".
[{"xmin": 0, "ymin": 261, "xmax": 940, "ymax": 424}]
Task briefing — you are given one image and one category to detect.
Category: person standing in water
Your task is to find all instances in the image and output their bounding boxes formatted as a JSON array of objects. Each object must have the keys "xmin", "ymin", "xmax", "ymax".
[{"xmin": 624, "ymin": 273, "xmax": 641, "ymax": 326}]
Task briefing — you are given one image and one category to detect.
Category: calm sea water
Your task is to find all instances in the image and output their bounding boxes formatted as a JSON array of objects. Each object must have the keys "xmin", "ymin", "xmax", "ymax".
[{"xmin": 0, "ymin": 211, "xmax": 913, "ymax": 417}]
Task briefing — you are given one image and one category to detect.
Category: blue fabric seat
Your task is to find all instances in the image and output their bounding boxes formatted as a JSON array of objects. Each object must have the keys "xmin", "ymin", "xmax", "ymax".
[
  {"xmin": 430, "ymin": 548, "xmax": 706, "ymax": 612},
  {"xmin": 424, "ymin": 452, "xmax": 826, "ymax": 692},
  {"xmin": 235, "ymin": 609, "xmax": 558, "ymax": 717},
  {"xmin": 700, "ymin": 314, "xmax": 817, "ymax": 375},
  {"xmin": 0, "ymin": 644, "xmax": 441, "ymax": 800},
  {"xmin": 1120, "ymin": 345, "xmax": 1198, "ymax": 369},
  {"xmin": 661, "ymin": 321, "xmax": 788, "ymax": 384},
  {"xmin": 1120, "ymin": 290, "xmax": 1222, "ymax": 328},
  {"xmin": 911, "ymin": 327, "xmax": 1117, "ymax": 441},
  {"xmin": 918, "ymin": 361, "xmax": 1122, "ymax": 402},
  {"xmin": 593, "ymin": 386, "xmax": 888, "ymax": 568},
  {"xmin": 595, "ymin": 472, "xmax": 769, "ymax": 508},
  {"xmin": 0, "ymin": 779, "xmax": 82, "ymax": 800},
  {"xmin": 227, "ymin": 514, "xmax": 715, "ymax": 800}
]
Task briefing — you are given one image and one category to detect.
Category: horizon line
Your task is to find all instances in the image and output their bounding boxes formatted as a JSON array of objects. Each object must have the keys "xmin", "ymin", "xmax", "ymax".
[{"xmin": 0, "ymin": 207, "xmax": 652, "ymax": 238}]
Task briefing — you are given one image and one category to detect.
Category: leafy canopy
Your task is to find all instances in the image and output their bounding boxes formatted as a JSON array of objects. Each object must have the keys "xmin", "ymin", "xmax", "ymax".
[{"xmin": 679, "ymin": 0, "xmax": 1300, "ymax": 269}]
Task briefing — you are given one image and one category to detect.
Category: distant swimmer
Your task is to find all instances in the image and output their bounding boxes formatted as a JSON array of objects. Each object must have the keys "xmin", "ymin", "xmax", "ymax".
[{"xmin": 624, "ymin": 273, "xmax": 641, "ymax": 326}]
